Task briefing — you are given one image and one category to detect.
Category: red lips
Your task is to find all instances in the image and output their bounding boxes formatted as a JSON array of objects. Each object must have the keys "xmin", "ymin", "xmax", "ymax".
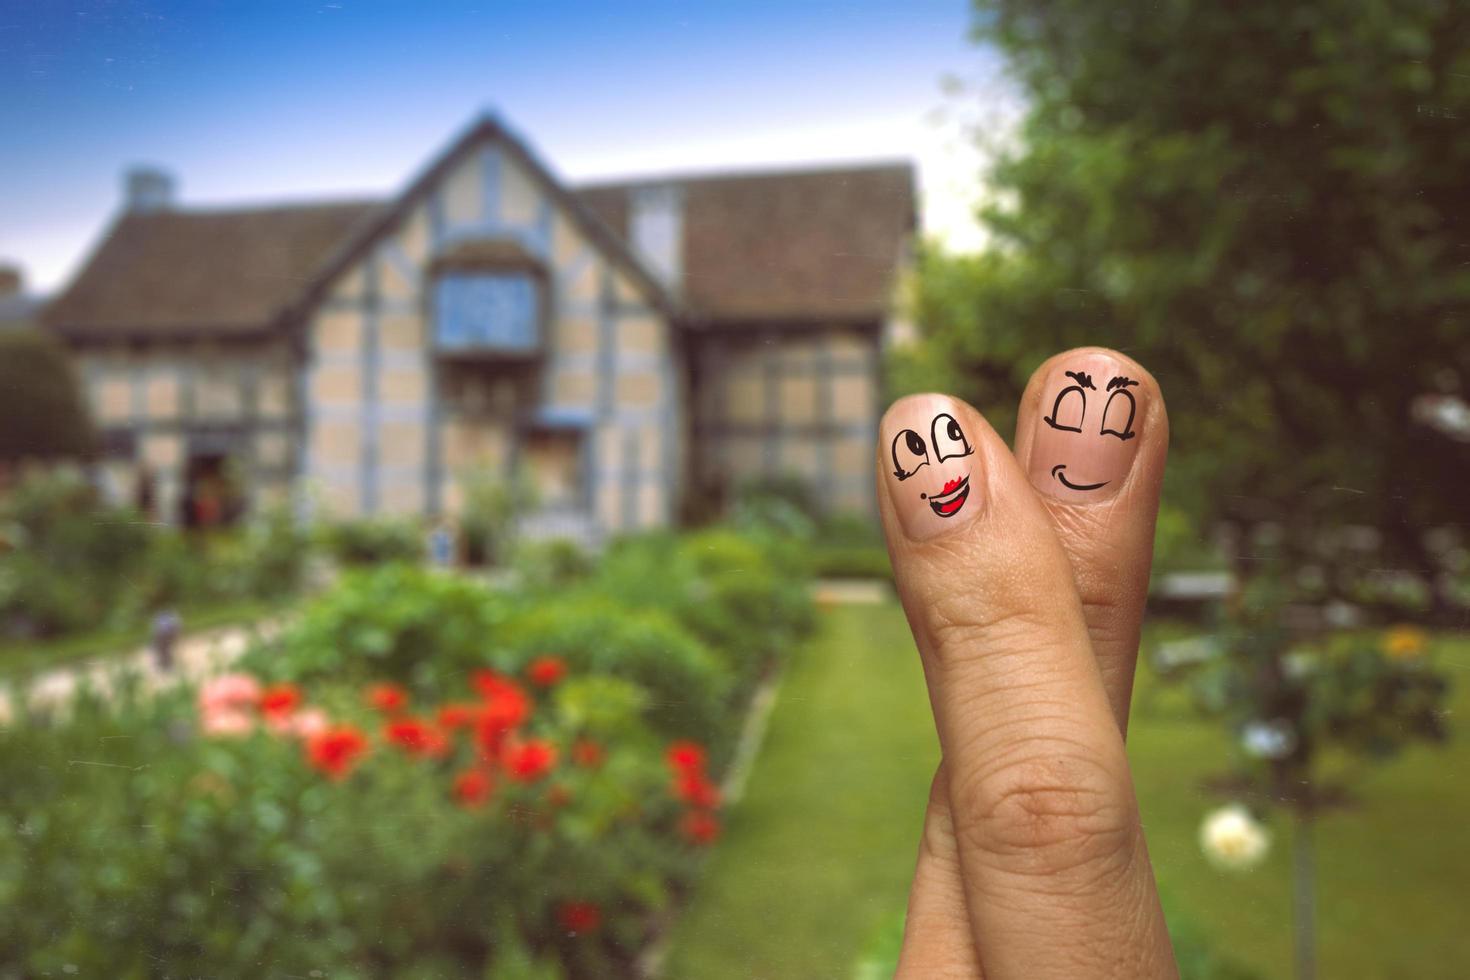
[{"xmin": 939, "ymin": 476, "xmax": 964, "ymax": 495}]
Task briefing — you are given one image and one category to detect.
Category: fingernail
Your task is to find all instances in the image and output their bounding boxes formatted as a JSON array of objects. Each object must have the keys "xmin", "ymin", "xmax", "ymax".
[
  {"xmin": 881, "ymin": 394, "xmax": 983, "ymax": 541},
  {"xmin": 1028, "ymin": 352, "xmax": 1145, "ymax": 503}
]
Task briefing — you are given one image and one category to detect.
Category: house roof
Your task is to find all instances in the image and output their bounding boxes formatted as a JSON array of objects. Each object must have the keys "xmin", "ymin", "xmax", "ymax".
[
  {"xmin": 44, "ymin": 201, "xmax": 380, "ymax": 339},
  {"xmin": 44, "ymin": 117, "xmax": 916, "ymax": 340},
  {"xmin": 298, "ymin": 115, "xmax": 675, "ymax": 322},
  {"xmin": 576, "ymin": 162, "xmax": 916, "ymax": 324}
]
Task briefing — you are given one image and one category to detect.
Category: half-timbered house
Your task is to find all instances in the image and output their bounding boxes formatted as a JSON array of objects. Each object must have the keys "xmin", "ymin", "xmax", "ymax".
[{"xmin": 43, "ymin": 115, "xmax": 915, "ymax": 538}]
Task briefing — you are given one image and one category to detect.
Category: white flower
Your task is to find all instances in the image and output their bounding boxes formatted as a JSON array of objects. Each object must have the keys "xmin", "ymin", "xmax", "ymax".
[
  {"xmin": 1200, "ymin": 804, "xmax": 1270, "ymax": 870},
  {"xmin": 1241, "ymin": 719, "xmax": 1296, "ymax": 760}
]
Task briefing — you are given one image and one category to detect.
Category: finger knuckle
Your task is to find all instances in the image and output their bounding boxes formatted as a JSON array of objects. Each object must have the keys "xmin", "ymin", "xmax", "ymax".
[
  {"xmin": 928, "ymin": 602, "xmax": 1053, "ymax": 666},
  {"xmin": 955, "ymin": 748, "xmax": 1138, "ymax": 879}
]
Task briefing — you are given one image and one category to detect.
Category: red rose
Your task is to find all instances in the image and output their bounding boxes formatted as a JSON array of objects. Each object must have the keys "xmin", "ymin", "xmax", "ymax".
[
  {"xmin": 571, "ymin": 738, "xmax": 605, "ymax": 769},
  {"xmin": 453, "ymin": 768, "xmax": 494, "ymax": 808},
  {"xmin": 504, "ymin": 738, "xmax": 558, "ymax": 783},
  {"xmin": 666, "ymin": 740, "xmax": 707, "ymax": 774},
  {"xmin": 384, "ymin": 717, "xmax": 449, "ymax": 758},
  {"xmin": 472, "ymin": 673, "xmax": 532, "ymax": 759},
  {"xmin": 557, "ymin": 900, "xmax": 602, "ymax": 933},
  {"xmin": 526, "ymin": 655, "xmax": 568, "ymax": 688},
  {"xmin": 436, "ymin": 702, "xmax": 479, "ymax": 730},
  {"xmin": 305, "ymin": 725, "xmax": 369, "ymax": 780},
  {"xmin": 366, "ymin": 683, "xmax": 409, "ymax": 713},
  {"xmin": 672, "ymin": 770, "xmax": 722, "ymax": 809},
  {"xmin": 258, "ymin": 683, "xmax": 301, "ymax": 717},
  {"xmin": 480, "ymin": 686, "xmax": 531, "ymax": 731},
  {"xmin": 679, "ymin": 809, "xmax": 721, "ymax": 845}
]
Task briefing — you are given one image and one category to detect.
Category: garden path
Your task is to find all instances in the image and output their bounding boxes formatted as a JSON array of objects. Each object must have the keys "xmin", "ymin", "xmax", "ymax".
[{"xmin": 0, "ymin": 616, "xmax": 284, "ymax": 724}]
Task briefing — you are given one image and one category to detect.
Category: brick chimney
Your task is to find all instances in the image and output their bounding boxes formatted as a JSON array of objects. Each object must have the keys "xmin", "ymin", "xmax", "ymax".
[{"xmin": 124, "ymin": 166, "xmax": 176, "ymax": 212}]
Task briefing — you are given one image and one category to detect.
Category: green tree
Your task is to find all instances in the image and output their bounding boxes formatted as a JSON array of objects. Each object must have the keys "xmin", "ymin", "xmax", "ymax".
[
  {"xmin": 906, "ymin": 4, "xmax": 1467, "ymax": 976},
  {"xmin": 906, "ymin": 0, "xmax": 1470, "ymax": 616},
  {"xmin": 0, "ymin": 330, "xmax": 94, "ymax": 464}
]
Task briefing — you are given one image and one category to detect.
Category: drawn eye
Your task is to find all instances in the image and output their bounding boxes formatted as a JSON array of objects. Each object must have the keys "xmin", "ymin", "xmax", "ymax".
[
  {"xmin": 1101, "ymin": 389, "xmax": 1136, "ymax": 440},
  {"xmin": 930, "ymin": 413, "xmax": 973, "ymax": 462},
  {"xmin": 891, "ymin": 428, "xmax": 930, "ymax": 481},
  {"xmin": 1044, "ymin": 386, "xmax": 1086, "ymax": 433}
]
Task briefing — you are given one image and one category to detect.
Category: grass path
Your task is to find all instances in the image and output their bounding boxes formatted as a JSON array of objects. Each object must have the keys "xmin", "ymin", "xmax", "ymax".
[
  {"xmin": 665, "ymin": 601, "xmax": 1470, "ymax": 979},
  {"xmin": 661, "ymin": 602, "xmax": 938, "ymax": 979}
]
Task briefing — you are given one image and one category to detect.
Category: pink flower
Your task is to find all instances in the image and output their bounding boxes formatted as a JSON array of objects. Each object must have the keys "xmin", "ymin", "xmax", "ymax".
[
  {"xmin": 201, "ymin": 709, "xmax": 255, "ymax": 738},
  {"xmin": 288, "ymin": 707, "xmax": 330, "ymax": 739},
  {"xmin": 198, "ymin": 673, "xmax": 261, "ymax": 715}
]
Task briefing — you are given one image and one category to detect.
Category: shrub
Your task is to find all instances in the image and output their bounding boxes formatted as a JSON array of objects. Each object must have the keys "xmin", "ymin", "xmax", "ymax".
[
  {"xmin": 0, "ymin": 662, "xmax": 724, "ymax": 978},
  {"xmin": 809, "ymin": 513, "xmax": 892, "ymax": 579},
  {"xmin": 492, "ymin": 593, "xmax": 732, "ymax": 747},
  {"xmin": 256, "ymin": 569, "xmax": 725, "ymax": 737},
  {"xmin": 0, "ymin": 467, "xmax": 151, "ymax": 636},
  {"xmin": 321, "ymin": 517, "xmax": 424, "ymax": 566},
  {"xmin": 514, "ymin": 536, "xmax": 596, "ymax": 590},
  {"xmin": 459, "ymin": 465, "xmax": 535, "ymax": 566},
  {"xmin": 0, "ymin": 331, "xmax": 93, "ymax": 463},
  {"xmin": 727, "ymin": 473, "xmax": 819, "ymax": 541},
  {"xmin": 0, "ymin": 471, "xmax": 314, "ymax": 646},
  {"xmin": 216, "ymin": 504, "xmax": 313, "ymax": 600},
  {"xmin": 245, "ymin": 563, "xmax": 512, "ymax": 690},
  {"xmin": 591, "ymin": 528, "xmax": 815, "ymax": 689}
]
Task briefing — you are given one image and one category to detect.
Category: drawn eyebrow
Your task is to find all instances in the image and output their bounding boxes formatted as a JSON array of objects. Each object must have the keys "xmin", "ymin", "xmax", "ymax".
[
  {"xmin": 1065, "ymin": 370, "xmax": 1096, "ymax": 390},
  {"xmin": 1106, "ymin": 376, "xmax": 1139, "ymax": 391}
]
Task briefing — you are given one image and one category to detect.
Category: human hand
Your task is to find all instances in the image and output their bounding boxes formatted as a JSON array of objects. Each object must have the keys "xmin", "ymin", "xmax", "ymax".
[{"xmin": 879, "ymin": 348, "xmax": 1178, "ymax": 978}]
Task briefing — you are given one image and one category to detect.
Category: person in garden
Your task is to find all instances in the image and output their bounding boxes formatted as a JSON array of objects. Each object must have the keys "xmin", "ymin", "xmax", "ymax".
[
  {"xmin": 149, "ymin": 607, "xmax": 180, "ymax": 673},
  {"xmin": 882, "ymin": 346, "xmax": 1178, "ymax": 977}
]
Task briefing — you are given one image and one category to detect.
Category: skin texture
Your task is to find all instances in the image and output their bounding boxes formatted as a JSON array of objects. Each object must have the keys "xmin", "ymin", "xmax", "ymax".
[{"xmin": 880, "ymin": 347, "xmax": 1178, "ymax": 979}]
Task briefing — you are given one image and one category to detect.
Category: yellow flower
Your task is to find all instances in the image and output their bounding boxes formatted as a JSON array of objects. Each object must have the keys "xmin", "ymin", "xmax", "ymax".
[{"xmin": 1382, "ymin": 625, "xmax": 1428, "ymax": 661}]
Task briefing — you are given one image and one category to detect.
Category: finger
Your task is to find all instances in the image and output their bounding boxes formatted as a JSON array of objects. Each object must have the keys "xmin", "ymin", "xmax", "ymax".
[
  {"xmin": 878, "ymin": 393, "xmax": 1175, "ymax": 980},
  {"xmin": 1013, "ymin": 348, "xmax": 1170, "ymax": 732},
  {"xmin": 902, "ymin": 350, "xmax": 1169, "ymax": 973},
  {"xmin": 895, "ymin": 763, "xmax": 983, "ymax": 979}
]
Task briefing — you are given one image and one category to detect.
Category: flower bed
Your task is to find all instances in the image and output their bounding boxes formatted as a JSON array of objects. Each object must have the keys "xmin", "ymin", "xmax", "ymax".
[{"xmin": 0, "ymin": 526, "xmax": 811, "ymax": 977}]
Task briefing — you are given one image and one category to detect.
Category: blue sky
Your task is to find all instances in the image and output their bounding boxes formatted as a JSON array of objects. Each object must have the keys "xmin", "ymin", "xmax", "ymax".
[{"xmin": 1, "ymin": 0, "xmax": 1014, "ymax": 292}]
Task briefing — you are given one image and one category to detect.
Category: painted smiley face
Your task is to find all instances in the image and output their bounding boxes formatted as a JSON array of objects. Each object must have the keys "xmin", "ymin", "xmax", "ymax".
[
  {"xmin": 1042, "ymin": 369, "xmax": 1139, "ymax": 492},
  {"xmin": 891, "ymin": 412, "xmax": 974, "ymax": 518}
]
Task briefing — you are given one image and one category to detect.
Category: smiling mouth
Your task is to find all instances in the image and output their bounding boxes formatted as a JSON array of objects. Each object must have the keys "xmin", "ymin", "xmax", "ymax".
[
  {"xmin": 1051, "ymin": 464, "xmax": 1108, "ymax": 492},
  {"xmin": 925, "ymin": 474, "xmax": 970, "ymax": 517}
]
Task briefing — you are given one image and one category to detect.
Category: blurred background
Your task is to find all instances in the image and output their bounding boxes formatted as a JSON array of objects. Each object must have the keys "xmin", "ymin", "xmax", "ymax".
[{"xmin": 1, "ymin": 1, "xmax": 1466, "ymax": 978}]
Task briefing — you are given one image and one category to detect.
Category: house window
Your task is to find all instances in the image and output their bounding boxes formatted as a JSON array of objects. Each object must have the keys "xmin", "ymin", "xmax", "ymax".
[{"xmin": 433, "ymin": 272, "xmax": 540, "ymax": 353}]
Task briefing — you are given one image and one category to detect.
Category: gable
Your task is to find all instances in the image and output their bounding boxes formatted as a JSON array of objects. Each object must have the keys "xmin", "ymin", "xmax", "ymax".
[{"xmin": 300, "ymin": 117, "xmax": 671, "ymax": 322}]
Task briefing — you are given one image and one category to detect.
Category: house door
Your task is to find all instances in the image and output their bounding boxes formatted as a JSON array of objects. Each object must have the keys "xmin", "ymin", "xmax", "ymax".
[
  {"xmin": 182, "ymin": 431, "xmax": 244, "ymax": 527},
  {"xmin": 524, "ymin": 429, "xmax": 584, "ymax": 510}
]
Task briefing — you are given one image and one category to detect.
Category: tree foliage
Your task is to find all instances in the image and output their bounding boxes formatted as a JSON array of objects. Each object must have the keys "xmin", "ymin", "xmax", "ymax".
[
  {"xmin": 0, "ymin": 330, "xmax": 94, "ymax": 463},
  {"xmin": 907, "ymin": 0, "xmax": 1470, "ymax": 607}
]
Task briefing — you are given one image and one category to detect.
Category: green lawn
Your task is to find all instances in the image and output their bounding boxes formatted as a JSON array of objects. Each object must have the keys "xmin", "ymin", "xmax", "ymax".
[
  {"xmin": 0, "ymin": 597, "xmax": 281, "ymax": 682},
  {"xmin": 665, "ymin": 600, "xmax": 1470, "ymax": 979},
  {"xmin": 661, "ymin": 602, "xmax": 939, "ymax": 979}
]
